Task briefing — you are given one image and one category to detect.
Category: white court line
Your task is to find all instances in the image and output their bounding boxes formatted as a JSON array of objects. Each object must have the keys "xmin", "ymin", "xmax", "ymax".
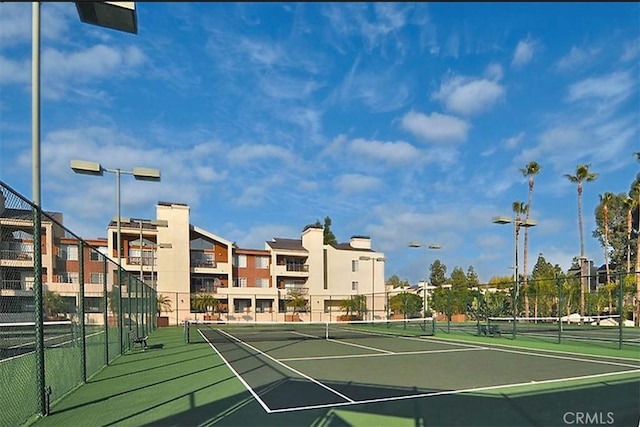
[
  {"xmin": 279, "ymin": 346, "xmax": 488, "ymax": 362},
  {"xmin": 197, "ymin": 329, "xmax": 273, "ymax": 414},
  {"xmin": 489, "ymin": 346, "xmax": 640, "ymax": 369},
  {"xmin": 217, "ymin": 329, "xmax": 355, "ymax": 409},
  {"xmin": 326, "ymin": 338, "xmax": 394, "ymax": 354},
  {"xmin": 426, "ymin": 335, "xmax": 640, "ymax": 363},
  {"xmin": 268, "ymin": 368, "xmax": 640, "ymax": 413}
]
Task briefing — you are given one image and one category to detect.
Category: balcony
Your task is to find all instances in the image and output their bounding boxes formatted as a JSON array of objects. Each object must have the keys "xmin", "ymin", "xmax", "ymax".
[
  {"xmin": 1, "ymin": 249, "xmax": 34, "ymax": 267},
  {"xmin": 274, "ymin": 263, "xmax": 309, "ymax": 277},
  {"xmin": 191, "ymin": 259, "xmax": 216, "ymax": 268}
]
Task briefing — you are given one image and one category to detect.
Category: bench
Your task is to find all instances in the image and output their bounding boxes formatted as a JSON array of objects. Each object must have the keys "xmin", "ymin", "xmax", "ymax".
[
  {"xmin": 129, "ymin": 330, "xmax": 148, "ymax": 350},
  {"xmin": 479, "ymin": 324, "xmax": 501, "ymax": 337}
]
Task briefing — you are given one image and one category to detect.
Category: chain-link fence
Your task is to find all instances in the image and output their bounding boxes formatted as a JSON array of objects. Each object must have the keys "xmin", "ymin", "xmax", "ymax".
[
  {"xmin": 437, "ymin": 274, "xmax": 638, "ymax": 350},
  {"xmin": 0, "ymin": 181, "xmax": 157, "ymax": 427}
]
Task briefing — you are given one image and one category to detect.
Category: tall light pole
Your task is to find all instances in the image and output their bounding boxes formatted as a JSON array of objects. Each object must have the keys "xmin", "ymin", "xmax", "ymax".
[
  {"xmin": 493, "ymin": 215, "xmax": 537, "ymax": 339},
  {"xmin": 32, "ymin": 3, "xmax": 137, "ymax": 417},
  {"xmin": 408, "ymin": 242, "xmax": 441, "ymax": 317},
  {"xmin": 71, "ymin": 160, "xmax": 159, "ymax": 354},
  {"xmin": 359, "ymin": 255, "xmax": 386, "ymax": 320}
]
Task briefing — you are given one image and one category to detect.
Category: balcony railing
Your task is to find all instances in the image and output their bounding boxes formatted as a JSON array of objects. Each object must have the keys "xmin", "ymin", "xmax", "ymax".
[
  {"xmin": 1, "ymin": 249, "xmax": 34, "ymax": 261},
  {"xmin": 127, "ymin": 255, "xmax": 157, "ymax": 266},
  {"xmin": 192, "ymin": 259, "xmax": 217, "ymax": 268},
  {"xmin": 1, "ymin": 280, "xmax": 25, "ymax": 290},
  {"xmin": 285, "ymin": 263, "xmax": 308, "ymax": 272}
]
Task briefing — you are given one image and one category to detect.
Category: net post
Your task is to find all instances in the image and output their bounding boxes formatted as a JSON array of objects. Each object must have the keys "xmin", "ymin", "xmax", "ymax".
[
  {"xmin": 618, "ymin": 272, "xmax": 623, "ymax": 350},
  {"xmin": 556, "ymin": 274, "xmax": 562, "ymax": 345}
]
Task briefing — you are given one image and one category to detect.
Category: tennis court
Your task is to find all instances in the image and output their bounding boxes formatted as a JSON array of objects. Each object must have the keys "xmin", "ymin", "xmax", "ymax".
[{"xmin": 186, "ymin": 318, "xmax": 640, "ymax": 415}]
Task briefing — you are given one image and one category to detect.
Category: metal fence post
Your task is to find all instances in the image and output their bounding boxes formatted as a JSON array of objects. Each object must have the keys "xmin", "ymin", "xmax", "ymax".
[
  {"xmin": 79, "ymin": 241, "xmax": 86, "ymax": 382},
  {"xmin": 103, "ymin": 255, "xmax": 108, "ymax": 365}
]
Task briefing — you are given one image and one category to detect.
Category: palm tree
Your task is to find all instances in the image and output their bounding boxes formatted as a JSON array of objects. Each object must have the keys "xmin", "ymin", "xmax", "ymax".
[
  {"xmin": 43, "ymin": 290, "xmax": 66, "ymax": 319},
  {"xmin": 520, "ymin": 161, "xmax": 541, "ymax": 317},
  {"xmin": 156, "ymin": 294, "xmax": 172, "ymax": 317},
  {"xmin": 192, "ymin": 293, "xmax": 218, "ymax": 318},
  {"xmin": 564, "ymin": 164, "xmax": 598, "ymax": 316},
  {"xmin": 599, "ymin": 192, "xmax": 615, "ymax": 286},
  {"xmin": 622, "ymin": 197, "xmax": 635, "ymax": 274},
  {"xmin": 285, "ymin": 289, "xmax": 308, "ymax": 316}
]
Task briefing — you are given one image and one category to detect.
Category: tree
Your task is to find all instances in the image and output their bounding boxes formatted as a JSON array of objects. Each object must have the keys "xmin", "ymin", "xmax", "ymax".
[
  {"xmin": 599, "ymin": 192, "xmax": 615, "ymax": 285},
  {"xmin": 622, "ymin": 197, "xmax": 635, "ymax": 274},
  {"xmin": 43, "ymin": 290, "xmax": 66, "ymax": 319},
  {"xmin": 323, "ymin": 216, "xmax": 337, "ymax": 245},
  {"xmin": 449, "ymin": 266, "xmax": 470, "ymax": 314},
  {"xmin": 192, "ymin": 293, "xmax": 218, "ymax": 316},
  {"xmin": 593, "ymin": 192, "xmax": 636, "ymax": 271},
  {"xmin": 285, "ymin": 289, "xmax": 308, "ymax": 314},
  {"xmin": 386, "ymin": 274, "xmax": 410, "ymax": 288},
  {"xmin": 564, "ymin": 164, "xmax": 598, "ymax": 315},
  {"xmin": 630, "ymin": 170, "xmax": 640, "ymax": 326},
  {"xmin": 520, "ymin": 161, "xmax": 541, "ymax": 317},
  {"xmin": 157, "ymin": 294, "xmax": 172, "ymax": 317},
  {"xmin": 429, "ymin": 259, "xmax": 447, "ymax": 286},
  {"xmin": 389, "ymin": 292, "xmax": 423, "ymax": 319},
  {"xmin": 339, "ymin": 294, "xmax": 367, "ymax": 320}
]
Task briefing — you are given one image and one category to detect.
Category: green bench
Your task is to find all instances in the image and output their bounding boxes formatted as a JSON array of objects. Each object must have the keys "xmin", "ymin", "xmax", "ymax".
[{"xmin": 478, "ymin": 324, "xmax": 501, "ymax": 337}]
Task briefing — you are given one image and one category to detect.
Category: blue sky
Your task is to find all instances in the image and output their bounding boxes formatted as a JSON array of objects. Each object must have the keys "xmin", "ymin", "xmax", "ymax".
[{"xmin": 1, "ymin": 2, "xmax": 638, "ymax": 284}]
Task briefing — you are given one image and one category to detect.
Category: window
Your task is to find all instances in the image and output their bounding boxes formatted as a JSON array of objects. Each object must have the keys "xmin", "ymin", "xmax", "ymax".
[
  {"xmin": 90, "ymin": 273, "xmax": 104, "ymax": 284},
  {"xmin": 90, "ymin": 251, "xmax": 101, "ymax": 261},
  {"xmin": 255, "ymin": 278, "xmax": 269, "ymax": 288},
  {"xmin": 235, "ymin": 277, "xmax": 247, "ymax": 287},
  {"xmin": 60, "ymin": 272, "xmax": 79, "ymax": 284},
  {"xmin": 352, "ymin": 281, "xmax": 358, "ymax": 291},
  {"xmin": 255, "ymin": 256, "xmax": 269, "ymax": 269},
  {"xmin": 60, "ymin": 245, "xmax": 78, "ymax": 261},
  {"xmin": 352, "ymin": 260, "xmax": 358, "ymax": 272},
  {"xmin": 234, "ymin": 254, "xmax": 247, "ymax": 268}
]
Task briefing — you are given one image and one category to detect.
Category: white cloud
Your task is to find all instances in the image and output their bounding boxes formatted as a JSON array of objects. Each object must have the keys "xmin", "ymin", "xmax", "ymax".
[
  {"xmin": 512, "ymin": 37, "xmax": 538, "ymax": 67},
  {"xmin": 556, "ymin": 45, "xmax": 600, "ymax": 71},
  {"xmin": 400, "ymin": 111, "xmax": 470, "ymax": 143},
  {"xmin": 567, "ymin": 71, "xmax": 634, "ymax": 102},
  {"xmin": 349, "ymin": 138, "xmax": 422, "ymax": 165},
  {"xmin": 485, "ymin": 63, "xmax": 504, "ymax": 81},
  {"xmin": 227, "ymin": 144, "xmax": 294, "ymax": 164},
  {"xmin": 504, "ymin": 132, "xmax": 525, "ymax": 149},
  {"xmin": 432, "ymin": 74, "xmax": 505, "ymax": 116},
  {"xmin": 621, "ymin": 38, "xmax": 640, "ymax": 62},
  {"xmin": 334, "ymin": 174, "xmax": 383, "ymax": 194}
]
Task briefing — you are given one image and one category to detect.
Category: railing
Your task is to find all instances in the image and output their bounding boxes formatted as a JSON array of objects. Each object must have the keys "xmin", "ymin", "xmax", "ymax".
[
  {"xmin": 192, "ymin": 259, "xmax": 216, "ymax": 268},
  {"xmin": 285, "ymin": 263, "xmax": 308, "ymax": 272},
  {"xmin": 0, "ymin": 280, "xmax": 25, "ymax": 290},
  {"xmin": 0, "ymin": 249, "xmax": 34, "ymax": 261}
]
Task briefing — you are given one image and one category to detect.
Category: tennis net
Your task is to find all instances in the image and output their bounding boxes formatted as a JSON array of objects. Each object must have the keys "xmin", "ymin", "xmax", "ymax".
[
  {"xmin": 487, "ymin": 314, "xmax": 622, "ymax": 336},
  {"xmin": 0, "ymin": 320, "xmax": 76, "ymax": 358},
  {"xmin": 185, "ymin": 317, "xmax": 436, "ymax": 344}
]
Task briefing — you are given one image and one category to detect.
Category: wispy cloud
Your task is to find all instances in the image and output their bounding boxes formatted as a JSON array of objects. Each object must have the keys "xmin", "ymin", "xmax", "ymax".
[
  {"xmin": 511, "ymin": 36, "xmax": 540, "ymax": 68},
  {"xmin": 400, "ymin": 111, "xmax": 470, "ymax": 143},
  {"xmin": 566, "ymin": 71, "xmax": 635, "ymax": 103},
  {"xmin": 556, "ymin": 45, "xmax": 601, "ymax": 71},
  {"xmin": 334, "ymin": 173, "xmax": 383, "ymax": 195},
  {"xmin": 349, "ymin": 138, "xmax": 423, "ymax": 165}
]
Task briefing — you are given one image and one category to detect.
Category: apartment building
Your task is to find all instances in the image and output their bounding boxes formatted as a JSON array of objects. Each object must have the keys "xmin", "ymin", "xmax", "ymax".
[
  {"xmin": 0, "ymin": 195, "xmax": 112, "ymax": 323},
  {"xmin": 0, "ymin": 190, "xmax": 386, "ymax": 325},
  {"xmin": 117, "ymin": 201, "xmax": 387, "ymax": 325}
]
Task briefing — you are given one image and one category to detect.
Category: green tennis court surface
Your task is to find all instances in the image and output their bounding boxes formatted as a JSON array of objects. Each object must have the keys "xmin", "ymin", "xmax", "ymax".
[
  {"xmin": 31, "ymin": 325, "xmax": 640, "ymax": 427},
  {"xmin": 194, "ymin": 320, "xmax": 640, "ymax": 414}
]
